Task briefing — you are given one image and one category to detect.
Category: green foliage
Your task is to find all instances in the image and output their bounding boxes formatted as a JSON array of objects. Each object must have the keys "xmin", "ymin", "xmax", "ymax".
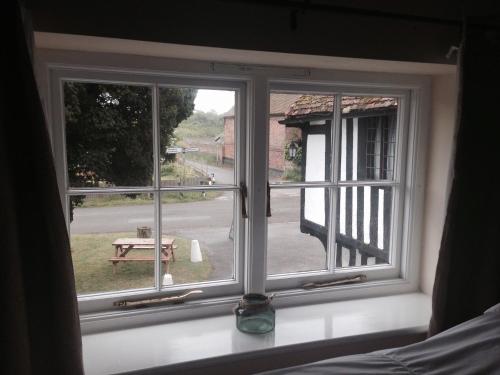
[
  {"xmin": 174, "ymin": 110, "xmax": 224, "ymax": 140},
  {"xmin": 75, "ymin": 191, "xmax": 221, "ymax": 208},
  {"xmin": 73, "ymin": 162, "xmax": 219, "ymax": 209},
  {"xmin": 184, "ymin": 151, "xmax": 218, "ymax": 166},
  {"xmin": 160, "ymin": 161, "xmax": 199, "ymax": 179},
  {"xmin": 159, "ymin": 87, "xmax": 197, "ymax": 161},
  {"xmin": 284, "ymin": 140, "xmax": 303, "ymax": 166},
  {"xmin": 64, "ymin": 82, "xmax": 196, "ymax": 219},
  {"xmin": 282, "ymin": 166, "xmax": 302, "ymax": 182},
  {"xmin": 160, "ymin": 163, "xmax": 176, "ymax": 177}
]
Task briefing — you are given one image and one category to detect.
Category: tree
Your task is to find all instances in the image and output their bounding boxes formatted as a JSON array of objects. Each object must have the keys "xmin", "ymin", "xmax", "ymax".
[{"xmin": 64, "ymin": 82, "xmax": 196, "ymax": 219}]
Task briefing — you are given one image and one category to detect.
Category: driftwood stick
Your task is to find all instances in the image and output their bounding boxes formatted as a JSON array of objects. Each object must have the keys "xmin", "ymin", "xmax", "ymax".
[
  {"xmin": 302, "ymin": 275, "xmax": 367, "ymax": 290},
  {"xmin": 114, "ymin": 290, "xmax": 203, "ymax": 308}
]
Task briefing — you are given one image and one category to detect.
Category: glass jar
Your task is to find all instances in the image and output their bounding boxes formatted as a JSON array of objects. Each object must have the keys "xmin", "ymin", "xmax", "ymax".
[{"xmin": 234, "ymin": 293, "xmax": 275, "ymax": 334}]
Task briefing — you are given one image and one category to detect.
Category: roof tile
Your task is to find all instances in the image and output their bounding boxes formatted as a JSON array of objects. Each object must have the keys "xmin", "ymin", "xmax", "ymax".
[{"xmin": 285, "ymin": 95, "xmax": 397, "ymax": 119}]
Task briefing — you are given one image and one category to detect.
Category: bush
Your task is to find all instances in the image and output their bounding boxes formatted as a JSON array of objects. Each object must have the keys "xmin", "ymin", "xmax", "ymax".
[{"xmin": 282, "ymin": 166, "xmax": 302, "ymax": 182}]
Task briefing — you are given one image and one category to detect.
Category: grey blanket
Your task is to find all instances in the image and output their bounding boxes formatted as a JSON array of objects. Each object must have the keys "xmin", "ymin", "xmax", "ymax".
[{"xmin": 262, "ymin": 303, "xmax": 500, "ymax": 374}]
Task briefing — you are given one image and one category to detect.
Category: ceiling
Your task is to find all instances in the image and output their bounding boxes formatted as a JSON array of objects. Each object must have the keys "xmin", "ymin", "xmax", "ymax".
[{"xmin": 28, "ymin": 0, "xmax": 497, "ymax": 64}]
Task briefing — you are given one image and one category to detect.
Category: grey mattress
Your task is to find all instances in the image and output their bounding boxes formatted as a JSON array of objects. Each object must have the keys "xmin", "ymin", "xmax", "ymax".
[{"xmin": 261, "ymin": 303, "xmax": 500, "ymax": 374}]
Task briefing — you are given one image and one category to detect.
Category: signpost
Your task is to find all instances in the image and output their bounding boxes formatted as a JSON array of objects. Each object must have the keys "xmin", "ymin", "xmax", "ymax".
[
  {"xmin": 166, "ymin": 147, "xmax": 184, "ymax": 154},
  {"xmin": 165, "ymin": 146, "xmax": 201, "ymax": 185}
]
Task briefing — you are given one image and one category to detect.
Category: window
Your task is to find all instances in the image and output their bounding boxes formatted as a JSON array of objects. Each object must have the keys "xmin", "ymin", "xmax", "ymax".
[
  {"xmin": 265, "ymin": 89, "xmax": 408, "ymax": 292},
  {"xmin": 47, "ymin": 55, "xmax": 426, "ymax": 319},
  {"xmin": 336, "ymin": 97, "xmax": 398, "ymax": 268}
]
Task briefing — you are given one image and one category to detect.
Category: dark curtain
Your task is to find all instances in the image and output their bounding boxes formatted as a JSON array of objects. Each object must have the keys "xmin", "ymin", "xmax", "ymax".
[
  {"xmin": 429, "ymin": 21, "xmax": 500, "ymax": 335},
  {"xmin": 1, "ymin": 2, "xmax": 84, "ymax": 374}
]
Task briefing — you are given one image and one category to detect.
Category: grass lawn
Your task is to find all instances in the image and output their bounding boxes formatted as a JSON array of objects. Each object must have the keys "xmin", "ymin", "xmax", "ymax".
[
  {"xmin": 71, "ymin": 232, "xmax": 213, "ymax": 295},
  {"xmin": 77, "ymin": 161, "xmax": 221, "ymax": 208}
]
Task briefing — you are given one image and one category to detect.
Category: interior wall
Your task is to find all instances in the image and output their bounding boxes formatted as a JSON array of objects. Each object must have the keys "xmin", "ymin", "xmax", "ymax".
[
  {"xmin": 29, "ymin": 1, "xmax": 460, "ymax": 64},
  {"xmin": 34, "ymin": 32, "xmax": 454, "ymax": 75},
  {"xmin": 420, "ymin": 73, "xmax": 458, "ymax": 295}
]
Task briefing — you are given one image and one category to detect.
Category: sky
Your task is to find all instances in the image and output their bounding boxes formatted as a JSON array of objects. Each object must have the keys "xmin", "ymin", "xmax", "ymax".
[{"xmin": 194, "ymin": 89, "xmax": 235, "ymax": 114}]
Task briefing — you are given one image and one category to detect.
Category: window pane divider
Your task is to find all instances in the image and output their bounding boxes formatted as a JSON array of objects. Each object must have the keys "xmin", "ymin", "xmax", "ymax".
[
  {"xmin": 268, "ymin": 181, "xmax": 399, "ymax": 190},
  {"xmin": 267, "ymin": 269, "xmax": 331, "ymax": 280},
  {"xmin": 338, "ymin": 180, "xmax": 399, "ymax": 187},
  {"xmin": 153, "ymin": 84, "xmax": 162, "ymax": 292},
  {"xmin": 268, "ymin": 182, "xmax": 334, "ymax": 189},
  {"xmin": 67, "ymin": 187, "xmax": 156, "ymax": 195},
  {"xmin": 327, "ymin": 94, "xmax": 342, "ymax": 272},
  {"xmin": 246, "ymin": 76, "xmax": 268, "ymax": 294},
  {"xmin": 158, "ymin": 185, "xmax": 239, "ymax": 192}
]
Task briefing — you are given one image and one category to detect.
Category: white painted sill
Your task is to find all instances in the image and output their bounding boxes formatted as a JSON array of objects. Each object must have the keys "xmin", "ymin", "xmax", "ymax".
[{"xmin": 82, "ymin": 292, "xmax": 431, "ymax": 374}]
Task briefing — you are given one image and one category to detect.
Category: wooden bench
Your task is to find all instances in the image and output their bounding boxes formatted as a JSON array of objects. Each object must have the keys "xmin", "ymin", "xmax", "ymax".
[{"xmin": 109, "ymin": 237, "xmax": 175, "ymax": 274}]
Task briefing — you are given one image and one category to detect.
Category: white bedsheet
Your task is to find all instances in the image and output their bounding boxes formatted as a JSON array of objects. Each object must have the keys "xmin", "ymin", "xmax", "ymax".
[{"xmin": 262, "ymin": 303, "xmax": 500, "ymax": 374}]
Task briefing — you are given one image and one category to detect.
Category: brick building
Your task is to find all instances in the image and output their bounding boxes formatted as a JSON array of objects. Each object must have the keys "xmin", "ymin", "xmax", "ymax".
[{"xmin": 222, "ymin": 94, "xmax": 301, "ymax": 173}]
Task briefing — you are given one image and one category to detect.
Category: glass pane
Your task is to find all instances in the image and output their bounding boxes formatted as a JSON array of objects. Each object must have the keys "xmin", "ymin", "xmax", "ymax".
[
  {"xmin": 70, "ymin": 193, "xmax": 155, "ymax": 295},
  {"xmin": 335, "ymin": 186, "xmax": 393, "ymax": 268},
  {"xmin": 161, "ymin": 191, "xmax": 235, "ymax": 287},
  {"xmin": 268, "ymin": 92, "xmax": 333, "ymax": 183},
  {"xmin": 267, "ymin": 188, "xmax": 328, "ymax": 275},
  {"xmin": 64, "ymin": 82, "xmax": 153, "ymax": 188},
  {"xmin": 160, "ymin": 88, "xmax": 236, "ymax": 187},
  {"xmin": 339, "ymin": 96, "xmax": 398, "ymax": 181}
]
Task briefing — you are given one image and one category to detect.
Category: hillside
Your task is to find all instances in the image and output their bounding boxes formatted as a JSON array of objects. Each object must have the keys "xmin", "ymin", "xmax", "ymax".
[{"xmin": 174, "ymin": 110, "xmax": 224, "ymax": 140}]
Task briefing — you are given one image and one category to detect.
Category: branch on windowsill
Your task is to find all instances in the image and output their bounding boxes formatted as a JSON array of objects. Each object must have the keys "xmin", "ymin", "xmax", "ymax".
[
  {"xmin": 114, "ymin": 290, "xmax": 203, "ymax": 308},
  {"xmin": 302, "ymin": 275, "xmax": 367, "ymax": 290}
]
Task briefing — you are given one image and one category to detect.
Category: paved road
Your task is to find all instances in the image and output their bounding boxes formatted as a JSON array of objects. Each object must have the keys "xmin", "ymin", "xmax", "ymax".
[
  {"xmin": 71, "ymin": 166, "xmax": 326, "ymax": 279},
  {"xmin": 185, "ymin": 160, "xmax": 303, "ymax": 198},
  {"xmin": 185, "ymin": 160, "xmax": 235, "ymax": 185}
]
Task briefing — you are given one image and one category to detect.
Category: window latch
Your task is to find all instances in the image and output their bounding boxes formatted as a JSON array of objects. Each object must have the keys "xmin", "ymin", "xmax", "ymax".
[
  {"xmin": 240, "ymin": 182, "xmax": 248, "ymax": 218},
  {"xmin": 114, "ymin": 290, "xmax": 203, "ymax": 308},
  {"xmin": 302, "ymin": 275, "xmax": 367, "ymax": 290}
]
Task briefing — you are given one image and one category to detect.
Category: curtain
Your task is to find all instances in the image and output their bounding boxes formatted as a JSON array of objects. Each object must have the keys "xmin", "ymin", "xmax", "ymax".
[
  {"xmin": 1, "ymin": 2, "xmax": 84, "ymax": 373},
  {"xmin": 429, "ymin": 21, "xmax": 500, "ymax": 335}
]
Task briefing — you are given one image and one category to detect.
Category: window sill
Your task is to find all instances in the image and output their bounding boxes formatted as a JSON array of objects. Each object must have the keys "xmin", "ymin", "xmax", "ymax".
[{"xmin": 82, "ymin": 292, "xmax": 431, "ymax": 374}]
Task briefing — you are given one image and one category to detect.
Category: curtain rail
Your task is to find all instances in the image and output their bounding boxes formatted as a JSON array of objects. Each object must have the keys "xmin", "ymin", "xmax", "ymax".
[{"xmin": 221, "ymin": 0, "xmax": 462, "ymax": 27}]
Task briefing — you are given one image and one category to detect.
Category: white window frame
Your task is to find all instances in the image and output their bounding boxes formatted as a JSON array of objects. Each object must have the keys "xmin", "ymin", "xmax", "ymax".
[
  {"xmin": 265, "ymin": 83, "xmax": 409, "ymax": 291},
  {"xmin": 39, "ymin": 49, "xmax": 430, "ymax": 329},
  {"xmin": 50, "ymin": 68, "xmax": 248, "ymax": 314}
]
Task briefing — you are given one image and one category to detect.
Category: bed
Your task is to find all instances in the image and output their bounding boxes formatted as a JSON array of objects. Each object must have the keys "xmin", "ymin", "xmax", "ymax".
[{"xmin": 261, "ymin": 303, "xmax": 500, "ymax": 374}]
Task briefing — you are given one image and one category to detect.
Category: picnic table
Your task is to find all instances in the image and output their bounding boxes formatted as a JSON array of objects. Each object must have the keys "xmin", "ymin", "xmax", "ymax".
[{"xmin": 109, "ymin": 237, "xmax": 175, "ymax": 274}]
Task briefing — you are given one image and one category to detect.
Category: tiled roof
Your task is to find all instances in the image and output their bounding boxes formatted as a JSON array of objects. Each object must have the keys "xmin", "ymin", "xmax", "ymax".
[
  {"xmin": 285, "ymin": 95, "xmax": 397, "ymax": 119},
  {"xmin": 341, "ymin": 96, "xmax": 397, "ymax": 115},
  {"xmin": 269, "ymin": 94, "xmax": 302, "ymax": 115},
  {"xmin": 285, "ymin": 95, "xmax": 332, "ymax": 118},
  {"xmin": 224, "ymin": 95, "xmax": 397, "ymax": 119},
  {"xmin": 223, "ymin": 93, "xmax": 301, "ymax": 117},
  {"xmin": 222, "ymin": 107, "xmax": 235, "ymax": 117}
]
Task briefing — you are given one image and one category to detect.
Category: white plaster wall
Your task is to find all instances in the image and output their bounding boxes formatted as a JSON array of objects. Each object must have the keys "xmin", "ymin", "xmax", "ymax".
[
  {"xmin": 304, "ymin": 134, "xmax": 326, "ymax": 226},
  {"xmin": 419, "ymin": 73, "xmax": 458, "ymax": 295},
  {"xmin": 34, "ymin": 32, "xmax": 455, "ymax": 75}
]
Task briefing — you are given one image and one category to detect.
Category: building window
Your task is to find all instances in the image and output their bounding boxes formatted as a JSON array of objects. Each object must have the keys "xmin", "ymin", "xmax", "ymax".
[{"xmin": 47, "ymin": 59, "xmax": 426, "ymax": 317}]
